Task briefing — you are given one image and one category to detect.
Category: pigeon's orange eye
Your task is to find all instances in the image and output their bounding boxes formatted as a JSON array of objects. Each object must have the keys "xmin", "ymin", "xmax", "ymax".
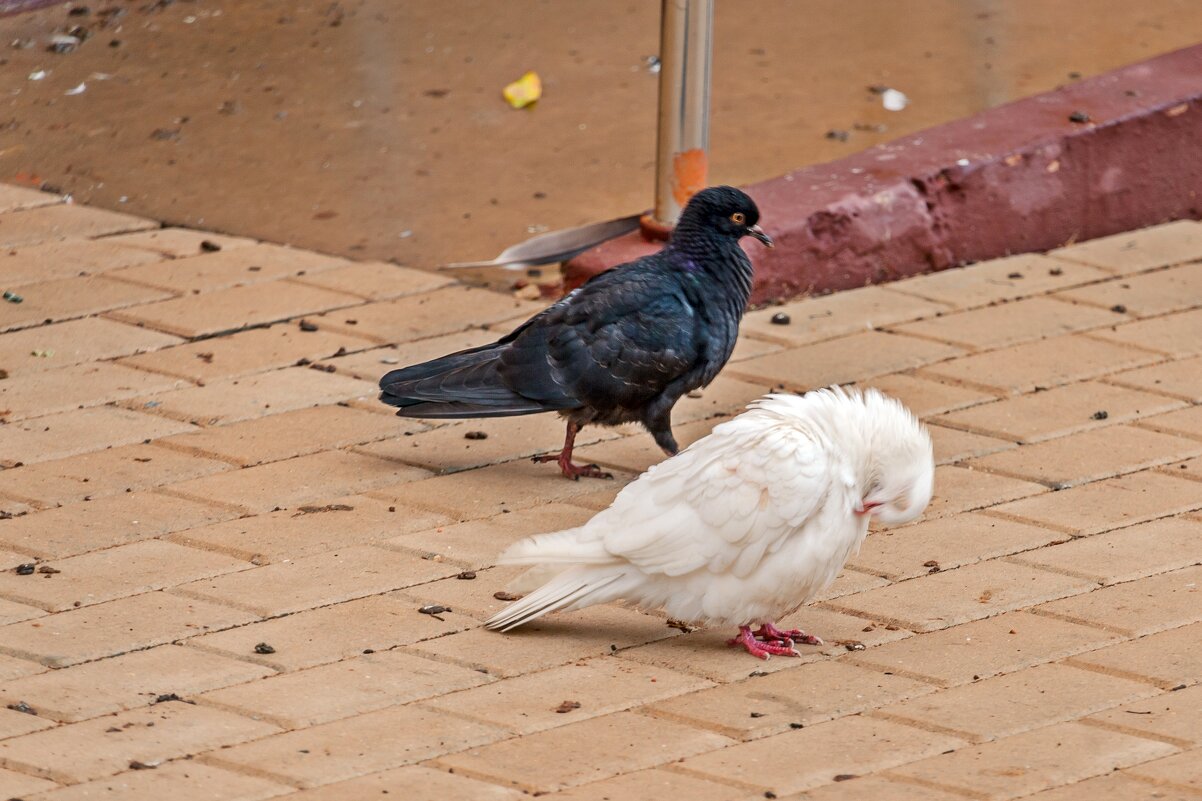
[{"xmin": 730, "ymin": 212, "xmax": 746, "ymax": 224}]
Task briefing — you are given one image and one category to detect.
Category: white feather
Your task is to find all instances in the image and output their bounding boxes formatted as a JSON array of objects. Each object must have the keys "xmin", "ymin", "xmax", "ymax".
[{"xmin": 486, "ymin": 385, "xmax": 934, "ymax": 631}]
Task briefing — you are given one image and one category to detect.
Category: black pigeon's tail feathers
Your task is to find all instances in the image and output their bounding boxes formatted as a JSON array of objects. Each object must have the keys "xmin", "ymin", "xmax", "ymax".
[{"xmin": 379, "ymin": 341, "xmax": 566, "ymax": 419}]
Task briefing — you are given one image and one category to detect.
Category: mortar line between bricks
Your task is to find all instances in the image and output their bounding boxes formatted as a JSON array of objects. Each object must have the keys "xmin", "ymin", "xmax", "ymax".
[
  {"xmin": 1001, "ymin": 555, "xmax": 1108, "ymax": 584},
  {"xmin": 1099, "ymin": 375, "xmax": 1201, "ymax": 404},
  {"xmin": 1131, "ymin": 419, "xmax": 1202, "ymax": 442},
  {"xmin": 1075, "ymin": 715, "xmax": 1195, "ymax": 750},
  {"xmin": 0, "ymin": 754, "xmax": 71, "ymax": 785},
  {"xmin": 1060, "ymin": 655, "xmax": 1191, "ymax": 691},
  {"xmin": 98, "ymin": 270, "xmax": 191, "ymax": 293},
  {"xmin": 145, "ymin": 438, "xmax": 246, "ymax": 467},
  {"xmin": 877, "ymin": 770, "xmax": 990, "ymax": 800},
  {"xmin": 842, "ymin": 656, "xmax": 949, "ymax": 688},
  {"xmin": 860, "ymin": 708, "xmax": 985, "ymax": 744},
  {"xmin": 974, "ymin": 507, "xmax": 1080, "ymax": 535},
  {"xmin": 908, "ymin": 368, "xmax": 1017, "ymax": 398},
  {"xmin": 1124, "ymin": 767, "xmax": 1202, "ymax": 795},
  {"xmin": 192, "ymin": 751, "xmax": 309, "ymax": 791},
  {"xmin": 656, "ymin": 760, "xmax": 769, "ymax": 793},
  {"xmin": 420, "ymin": 756, "xmax": 547, "ymax": 795},
  {"xmin": 1025, "ymin": 607, "xmax": 1134, "ymax": 636},
  {"xmin": 1153, "ymin": 465, "xmax": 1202, "ymax": 484},
  {"xmin": 1075, "ymin": 330, "xmax": 1180, "ymax": 357},
  {"xmin": 874, "ymin": 326, "xmax": 986, "ymax": 352},
  {"xmin": 152, "ymin": 485, "xmax": 251, "ymax": 515},
  {"xmin": 113, "ymin": 357, "xmax": 209, "ymax": 384}
]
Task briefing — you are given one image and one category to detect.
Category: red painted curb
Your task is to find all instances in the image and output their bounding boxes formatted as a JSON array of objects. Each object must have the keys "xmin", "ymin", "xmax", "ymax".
[{"xmin": 565, "ymin": 44, "xmax": 1202, "ymax": 305}]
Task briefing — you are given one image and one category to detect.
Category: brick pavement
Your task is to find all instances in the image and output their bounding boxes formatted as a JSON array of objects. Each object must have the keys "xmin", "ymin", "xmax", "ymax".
[{"xmin": 0, "ymin": 184, "xmax": 1198, "ymax": 799}]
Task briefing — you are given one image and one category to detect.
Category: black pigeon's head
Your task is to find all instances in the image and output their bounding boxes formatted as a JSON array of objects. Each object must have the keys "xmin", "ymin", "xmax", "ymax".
[{"xmin": 676, "ymin": 186, "xmax": 773, "ymax": 247}]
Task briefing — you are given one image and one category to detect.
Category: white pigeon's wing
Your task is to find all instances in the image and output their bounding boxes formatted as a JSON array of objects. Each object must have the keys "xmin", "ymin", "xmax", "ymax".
[{"xmin": 597, "ymin": 414, "xmax": 840, "ymax": 579}]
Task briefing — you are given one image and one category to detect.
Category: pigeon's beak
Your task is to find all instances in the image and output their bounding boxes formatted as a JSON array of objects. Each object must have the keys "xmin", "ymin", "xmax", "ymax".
[{"xmin": 747, "ymin": 225, "xmax": 774, "ymax": 248}]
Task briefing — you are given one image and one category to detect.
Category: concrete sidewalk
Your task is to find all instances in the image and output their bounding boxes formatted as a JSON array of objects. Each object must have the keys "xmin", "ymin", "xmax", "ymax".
[{"xmin": 0, "ymin": 184, "xmax": 1198, "ymax": 799}]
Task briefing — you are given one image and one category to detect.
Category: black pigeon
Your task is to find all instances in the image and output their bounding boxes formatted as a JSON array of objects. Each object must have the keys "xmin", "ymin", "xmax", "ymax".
[{"xmin": 378, "ymin": 186, "xmax": 773, "ymax": 479}]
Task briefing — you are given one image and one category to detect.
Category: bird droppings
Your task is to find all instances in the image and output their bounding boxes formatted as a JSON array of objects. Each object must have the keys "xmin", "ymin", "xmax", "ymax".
[
  {"xmin": 129, "ymin": 760, "xmax": 159, "ymax": 770},
  {"xmin": 14, "ymin": 563, "xmax": 35, "ymax": 576},
  {"xmin": 253, "ymin": 642, "xmax": 276, "ymax": 655},
  {"xmin": 419, "ymin": 604, "xmax": 452, "ymax": 621},
  {"xmin": 841, "ymin": 641, "xmax": 867, "ymax": 651},
  {"xmin": 464, "ymin": 431, "xmax": 488, "ymax": 440},
  {"xmin": 666, "ymin": 619, "xmax": 696, "ymax": 633},
  {"xmin": 6, "ymin": 701, "xmax": 34, "ymax": 715},
  {"xmin": 748, "ymin": 670, "xmax": 769, "ymax": 678},
  {"xmin": 1091, "ymin": 410, "xmax": 1109, "ymax": 420},
  {"xmin": 298, "ymin": 319, "xmax": 319, "ymax": 332},
  {"xmin": 2, "ymin": 291, "xmax": 23, "ymax": 304},
  {"xmin": 554, "ymin": 700, "xmax": 581, "ymax": 714},
  {"xmin": 457, "ymin": 571, "xmax": 477, "ymax": 580},
  {"xmin": 770, "ymin": 312, "xmax": 791, "ymax": 325},
  {"xmin": 493, "ymin": 591, "xmax": 521, "ymax": 601}
]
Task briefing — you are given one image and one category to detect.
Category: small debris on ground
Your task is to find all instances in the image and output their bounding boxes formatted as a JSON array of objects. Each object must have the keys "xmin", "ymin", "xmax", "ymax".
[
  {"xmin": 298, "ymin": 319, "xmax": 319, "ymax": 332},
  {"xmin": 292, "ymin": 504, "xmax": 354, "ymax": 516},
  {"xmin": 840, "ymin": 640, "xmax": 866, "ymax": 651},
  {"xmin": 464, "ymin": 431, "xmax": 488, "ymax": 440},
  {"xmin": 128, "ymin": 760, "xmax": 158, "ymax": 770},
  {"xmin": 824, "ymin": 129, "xmax": 849, "ymax": 142},
  {"xmin": 881, "ymin": 88, "xmax": 908, "ymax": 111},
  {"xmin": 418, "ymin": 604, "xmax": 452, "ymax": 621},
  {"xmin": 2, "ymin": 291, "xmax": 23, "ymax": 304},
  {"xmin": 833, "ymin": 774, "xmax": 858, "ymax": 782},
  {"xmin": 14, "ymin": 563, "xmax": 35, "ymax": 576},
  {"xmin": 493, "ymin": 591, "xmax": 521, "ymax": 601},
  {"xmin": 666, "ymin": 618, "xmax": 695, "ymax": 633},
  {"xmin": 1049, "ymin": 266, "xmax": 1063, "ymax": 276},
  {"xmin": 554, "ymin": 700, "xmax": 581, "ymax": 713},
  {"xmin": 199, "ymin": 240, "xmax": 222, "ymax": 252},
  {"xmin": 456, "ymin": 571, "xmax": 476, "ymax": 580},
  {"xmin": 37, "ymin": 565, "xmax": 60, "ymax": 574},
  {"xmin": 253, "ymin": 642, "xmax": 276, "ymax": 655},
  {"xmin": 770, "ymin": 312, "xmax": 791, "ymax": 325},
  {"xmin": 6, "ymin": 701, "xmax": 34, "ymax": 715},
  {"xmin": 1091, "ymin": 410, "xmax": 1109, "ymax": 420},
  {"xmin": 1068, "ymin": 110, "xmax": 1091, "ymax": 123},
  {"xmin": 502, "ymin": 70, "xmax": 541, "ymax": 109},
  {"xmin": 1110, "ymin": 304, "xmax": 1127, "ymax": 313}
]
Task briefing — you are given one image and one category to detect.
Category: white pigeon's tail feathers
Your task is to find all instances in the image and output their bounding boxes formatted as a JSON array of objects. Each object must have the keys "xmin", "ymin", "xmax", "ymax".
[
  {"xmin": 496, "ymin": 526, "xmax": 613, "ymax": 567},
  {"xmin": 484, "ymin": 567, "xmax": 626, "ymax": 632}
]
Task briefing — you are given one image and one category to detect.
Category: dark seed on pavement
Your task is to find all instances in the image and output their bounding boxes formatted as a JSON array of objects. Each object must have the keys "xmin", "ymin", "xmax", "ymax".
[
  {"xmin": 199, "ymin": 240, "xmax": 222, "ymax": 252},
  {"xmin": 298, "ymin": 319, "xmax": 319, "ymax": 332},
  {"xmin": 1091, "ymin": 410, "xmax": 1109, "ymax": 420},
  {"xmin": 770, "ymin": 312, "xmax": 791, "ymax": 325},
  {"xmin": 253, "ymin": 642, "xmax": 276, "ymax": 654},
  {"xmin": 457, "ymin": 571, "xmax": 477, "ymax": 580},
  {"xmin": 464, "ymin": 431, "xmax": 488, "ymax": 440},
  {"xmin": 15, "ymin": 563, "xmax": 35, "ymax": 575}
]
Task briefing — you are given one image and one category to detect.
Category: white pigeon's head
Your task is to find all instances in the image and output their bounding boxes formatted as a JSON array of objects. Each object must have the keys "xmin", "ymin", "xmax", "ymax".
[{"xmin": 851, "ymin": 388, "xmax": 934, "ymax": 525}]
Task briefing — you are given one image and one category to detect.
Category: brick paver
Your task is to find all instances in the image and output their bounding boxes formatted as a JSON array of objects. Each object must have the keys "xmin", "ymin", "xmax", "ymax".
[{"xmin": 0, "ymin": 190, "xmax": 1197, "ymax": 799}]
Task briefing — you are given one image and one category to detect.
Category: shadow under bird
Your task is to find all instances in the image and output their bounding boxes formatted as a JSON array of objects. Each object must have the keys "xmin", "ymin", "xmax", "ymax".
[
  {"xmin": 378, "ymin": 186, "xmax": 773, "ymax": 479},
  {"xmin": 485, "ymin": 387, "xmax": 935, "ymax": 659}
]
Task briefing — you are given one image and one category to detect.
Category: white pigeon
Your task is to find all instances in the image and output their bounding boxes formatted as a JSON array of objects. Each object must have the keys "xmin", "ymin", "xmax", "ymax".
[{"xmin": 485, "ymin": 386, "xmax": 934, "ymax": 658}]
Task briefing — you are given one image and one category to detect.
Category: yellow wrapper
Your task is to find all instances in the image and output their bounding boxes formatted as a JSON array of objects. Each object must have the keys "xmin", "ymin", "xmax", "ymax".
[{"xmin": 503, "ymin": 71, "xmax": 542, "ymax": 109}]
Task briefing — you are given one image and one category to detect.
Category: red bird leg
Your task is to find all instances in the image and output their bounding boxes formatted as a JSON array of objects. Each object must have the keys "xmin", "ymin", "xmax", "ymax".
[
  {"xmin": 531, "ymin": 421, "xmax": 613, "ymax": 480},
  {"xmin": 753, "ymin": 622, "xmax": 824, "ymax": 647},
  {"xmin": 727, "ymin": 625, "xmax": 801, "ymax": 659}
]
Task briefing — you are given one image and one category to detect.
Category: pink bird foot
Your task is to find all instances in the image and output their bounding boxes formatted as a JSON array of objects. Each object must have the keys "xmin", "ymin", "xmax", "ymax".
[
  {"xmin": 532, "ymin": 421, "xmax": 613, "ymax": 480},
  {"xmin": 753, "ymin": 622, "xmax": 824, "ymax": 647},
  {"xmin": 727, "ymin": 625, "xmax": 801, "ymax": 659},
  {"xmin": 531, "ymin": 452, "xmax": 613, "ymax": 480}
]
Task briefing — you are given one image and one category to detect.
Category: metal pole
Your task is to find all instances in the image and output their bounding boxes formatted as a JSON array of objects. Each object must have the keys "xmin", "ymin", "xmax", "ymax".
[{"xmin": 646, "ymin": 0, "xmax": 713, "ymax": 236}]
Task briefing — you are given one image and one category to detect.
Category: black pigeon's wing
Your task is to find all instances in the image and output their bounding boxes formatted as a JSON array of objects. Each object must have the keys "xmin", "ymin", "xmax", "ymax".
[{"xmin": 497, "ymin": 265, "xmax": 701, "ymax": 411}]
